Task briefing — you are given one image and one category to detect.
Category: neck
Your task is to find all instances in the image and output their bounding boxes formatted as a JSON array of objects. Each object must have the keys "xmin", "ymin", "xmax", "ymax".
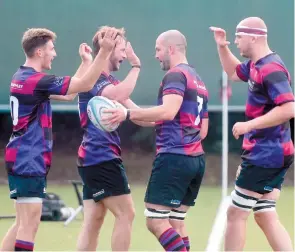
[
  {"xmin": 251, "ymin": 44, "xmax": 273, "ymax": 63},
  {"xmin": 103, "ymin": 61, "xmax": 112, "ymax": 75},
  {"xmin": 23, "ymin": 58, "xmax": 43, "ymax": 72},
  {"xmin": 103, "ymin": 67, "xmax": 110, "ymax": 75},
  {"xmin": 170, "ymin": 55, "xmax": 188, "ymax": 69}
]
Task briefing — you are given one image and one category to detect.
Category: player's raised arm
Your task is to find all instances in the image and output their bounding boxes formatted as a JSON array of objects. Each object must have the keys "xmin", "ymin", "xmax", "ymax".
[
  {"xmin": 209, "ymin": 26, "xmax": 242, "ymax": 81},
  {"xmin": 101, "ymin": 42, "xmax": 141, "ymax": 102},
  {"xmin": 67, "ymin": 28, "xmax": 118, "ymax": 94},
  {"xmin": 50, "ymin": 43, "xmax": 93, "ymax": 101}
]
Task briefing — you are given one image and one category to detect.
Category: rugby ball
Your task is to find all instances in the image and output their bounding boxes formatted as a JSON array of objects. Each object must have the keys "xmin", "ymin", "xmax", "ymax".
[{"xmin": 87, "ymin": 96, "xmax": 124, "ymax": 132}]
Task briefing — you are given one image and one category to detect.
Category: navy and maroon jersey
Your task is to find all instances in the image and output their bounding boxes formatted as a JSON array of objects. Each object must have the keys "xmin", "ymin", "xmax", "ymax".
[
  {"xmin": 155, "ymin": 63, "xmax": 209, "ymax": 156},
  {"xmin": 5, "ymin": 66, "xmax": 71, "ymax": 176},
  {"xmin": 77, "ymin": 72, "xmax": 121, "ymax": 167},
  {"xmin": 236, "ymin": 53, "xmax": 294, "ymax": 168}
]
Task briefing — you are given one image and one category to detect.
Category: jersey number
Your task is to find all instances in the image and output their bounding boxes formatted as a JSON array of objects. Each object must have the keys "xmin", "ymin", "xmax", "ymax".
[
  {"xmin": 10, "ymin": 96, "xmax": 19, "ymax": 126},
  {"xmin": 194, "ymin": 96, "xmax": 203, "ymax": 125}
]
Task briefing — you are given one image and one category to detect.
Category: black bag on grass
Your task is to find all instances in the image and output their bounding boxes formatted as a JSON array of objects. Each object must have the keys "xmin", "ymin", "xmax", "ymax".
[{"xmin": 41, "ymin": 192, "xmax": 73, "ymax": 221}]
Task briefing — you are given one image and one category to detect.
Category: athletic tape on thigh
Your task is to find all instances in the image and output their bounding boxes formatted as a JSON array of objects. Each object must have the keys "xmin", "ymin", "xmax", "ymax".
[
  {"xmin": 169, "ymin": 209, "xmax": 187, "ymax": 220},
  {"xmin": 253, "ymin": 199, "xmax": 276, "ymax": 213},
  {"xmin": 16, "ymin": 197, "xmax": 43, "ymax": 204},
  {"xmin": 231, "ymin": 189, "xmax": 258, "ymax": 211},
  {"xmin": 144, "ymin": 208, "xmax": 170, "ymax": 219}
]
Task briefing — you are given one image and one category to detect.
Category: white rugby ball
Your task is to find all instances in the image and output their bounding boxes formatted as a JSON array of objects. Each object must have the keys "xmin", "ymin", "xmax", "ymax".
[{"xmin": 87, "ymin": 96, "xmax": 123, "ymax": 132}]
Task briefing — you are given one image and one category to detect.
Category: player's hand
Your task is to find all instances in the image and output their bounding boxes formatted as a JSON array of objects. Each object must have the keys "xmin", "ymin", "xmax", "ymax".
[
  {"xmin": 79, "ymin": 43, "xmax": 93, "ymax": 63},
  {"xmin": 126, "ymin": 42, "xmax": 141, "ymax": 67},
  {"xmin": 101, "ymin": 107, "xmax": 127, "ymax": 125},
  {"xmin": 209, "ymin": 26, "xmax": 230, "ymax": 47},
  {"xmin": 98, "ymin": 28, "xmax": 118, "ymax": 53},
  {"xmin": 232, "ymin": 121, "xmax": 253, "ymax": 139}
]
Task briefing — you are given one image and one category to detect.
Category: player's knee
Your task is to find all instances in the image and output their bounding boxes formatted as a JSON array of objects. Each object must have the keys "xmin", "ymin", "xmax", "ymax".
[
  {"xmin": 107, "ymin": 195, "xmax": 135, "ymax": 223},
  {"xmin": 114, "ymin": 205, "xmax": 135, "ymax": 223},
  {"xmin": 95, "ymin": 213, "xmax": 106, "ymax": 225},
  {"xmin": 19, "ymin": 217, "xmax": 40, "ymax": 234},
  {"xmin": 169, "ymin": 209, "xmax": 186, "ymax": 229},
  {"xmin": 254, "ymin": 213, "xmax": 269, "ymax": 229},
  {"xmin": 12, "ymin": 215, "xmax": 20, "ymax": 229},
  {"xmin": 254, "ymin": 211, "xmax": 278, "ymax": 231},
  {"xmin": 253, "ymin": 199, "xmax": 277, "ymax": 227},
  {"xmin": 20, "ymin": 212, "xmax": 41, "ymax": 228},
  {"xmin": 125, "ymin": 205, "xmax": 135, "ymax": 222},
  {"xmin": 144, "ymin": 208, "xmax": 170, "ymax": 233},
  {"xmin": 226, "ymin": 205, "xmax": 248, "ymax": 222},
  {"xmin": 146, "ymin": 218, "xmax": 168, "ymax": 235},
  {"xmin": 146, "ymin": 218, "xmax": 154, "ymax": 233},
  {"xmin": 84, "ymin": 213, "xmax": 105, "ymax": 231},
  {"xmin": 29, "ymin": 216, "xmax": 41, "ymax": 231}
]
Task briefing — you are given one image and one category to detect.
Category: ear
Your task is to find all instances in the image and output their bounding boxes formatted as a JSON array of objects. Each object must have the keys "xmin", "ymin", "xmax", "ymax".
[
  {"xmin": 251, "ymin": 36, "xmax": 257, "ymax": 44},
  {"xmin": 36, "ymin": 48, "xmax": 43, "ymax": 57},
  {"xmin": 168, "ymin": 45, "xmax": 175, "ymax": 55}
]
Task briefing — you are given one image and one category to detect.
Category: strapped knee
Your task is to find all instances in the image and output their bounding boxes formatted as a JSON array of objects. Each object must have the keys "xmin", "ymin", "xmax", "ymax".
[
  {"xmin": 253, "ymin": 199, "xmax": 276, "ymax": 213},
  {"xmin": 144, "ymin": 208, "xmax": 170, "ymax": 219},
  {"xmin": 231, "ymin": 189, "xmax": 258, "ymax": 211},
  {"xmin": 169, "ymin": 209, "xmax": 187, "ymax": 221}
]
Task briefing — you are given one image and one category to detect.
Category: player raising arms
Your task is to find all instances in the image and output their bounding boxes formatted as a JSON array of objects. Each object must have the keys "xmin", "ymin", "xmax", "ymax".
[
  {"xmin": 0, "ymin": 27, "xmax": 117, "ymax": 251},
  {"xmin": 76, "ymin": 26, "xmax": 151, "ymax": 252},
  {"xmin": 104, "ymin": 30, "xmax": 209, "ymax": 251},
  {"xmin": 210, "ymin": 17, "xmax": 294, "ymax": 251}
]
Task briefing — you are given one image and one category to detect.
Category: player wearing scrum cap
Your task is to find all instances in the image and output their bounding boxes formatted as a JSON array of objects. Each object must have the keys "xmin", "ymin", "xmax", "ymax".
[{"xmin": 210, "ymin": 17, "xmax": 294, "ymax": 251}]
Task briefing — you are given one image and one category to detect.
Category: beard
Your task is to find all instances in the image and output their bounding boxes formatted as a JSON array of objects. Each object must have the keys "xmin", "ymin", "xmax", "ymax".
[
  {"xmin": 110, "ymin": 61, "xmax": 119, "ymax": 71},
  {"xmin": 109, "ymin": 56, "xmax": 120, "ymax": 72},
  {"xmin": 160, "ymin": 52, "xmax": 171, "ymax": 71}
]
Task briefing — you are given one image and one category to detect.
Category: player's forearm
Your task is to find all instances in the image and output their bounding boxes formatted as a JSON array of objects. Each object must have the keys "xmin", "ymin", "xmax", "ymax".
[
  {"xmin": 121, "ymin": 99, "xmax": 155, "ymax": 126},
  {"xmin": 121, "ymin": 98, "xmax": 140, "ymax": 109},
  {"xmin": 68, "ymin": 49, "xmax": 111, "ymax": 94},
  {"xmin": 129, "ymin": 105, "xmax": 171, "ymax": 122},
  {"xmin": 113, "ymin": 67, "xmax": 140, "ymax": 102},
  {"xmin": 56, "ymin": 62, "xmax": 91, "ymax": 99},
  {"xmin": 54, "ymin": 61, "xmax": 92, "ymax": 100},
  {"xmin": 249, "ymin": 102, "xmax": 295, "ymax": 130},
  {"xmin": 81, "ymin": 49, "xmax": 111, "ymax": 89},
  {"xmin": 217, "ymin": 45, "xmax": 241, "ymax": 79}
]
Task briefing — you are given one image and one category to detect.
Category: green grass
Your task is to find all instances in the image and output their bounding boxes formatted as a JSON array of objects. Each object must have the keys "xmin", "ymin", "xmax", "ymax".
[{"xmin": 0, "ymin": 185, "xmax": 293, "ymax": 251}]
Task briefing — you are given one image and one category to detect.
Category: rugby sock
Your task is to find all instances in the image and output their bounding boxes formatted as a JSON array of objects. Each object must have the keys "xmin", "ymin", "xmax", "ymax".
[
  {"xmin": 159, "ymin": 228, "xmax": 187, "ymax": 251},
  {"xmin": 182, "ymin": 236, "xmax": 190, "ymax": 251},
  {"xmin": 15, "ymin": 239, "xmax": 34, "ymax": 251}
]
